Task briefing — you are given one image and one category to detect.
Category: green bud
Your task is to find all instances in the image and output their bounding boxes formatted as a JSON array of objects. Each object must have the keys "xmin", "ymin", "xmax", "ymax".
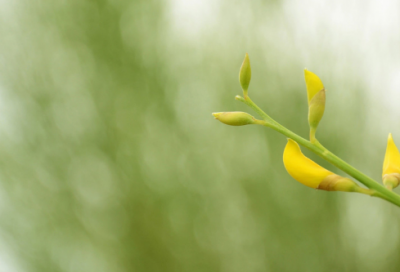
[
  {"xmin": 383, "ymin": 173, "xmax": 400, "ymax": 190},
  {"xmin": 212, "ymin": 111, "xmax": 255, "ymax": 126},
  {"xmin": 308, "ymin": 89, "xmax": 326, "ymax": 142},
  {"xmin": 239, "ymin": 53, "xmax": 251, "ymax": 92}
]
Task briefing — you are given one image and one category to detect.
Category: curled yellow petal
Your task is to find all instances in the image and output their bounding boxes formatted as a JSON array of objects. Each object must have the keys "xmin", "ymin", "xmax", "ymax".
[
  {"xmin": 383, "ymin": 133, "xmax": 400, "ymax": 176},
  {"xmin": 283, "ymin": 139, "xmax": 366, "ymax": 193},
  {"xmin": 304, "ymin": 69, "xmax": 324, "ymax": 104},
  {"xmin": 283, "ymin": 139, "xmax": 333, "ymax": 188},
  {"xmin": 382, "ymin": 133, "xmax": 400, "ymax": 189}
]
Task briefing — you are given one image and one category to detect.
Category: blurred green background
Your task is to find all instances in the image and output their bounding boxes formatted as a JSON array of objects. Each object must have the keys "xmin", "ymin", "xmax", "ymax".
[{"xmin": 0, "ymin": 0, "xmax": 400, "ymax": 271}]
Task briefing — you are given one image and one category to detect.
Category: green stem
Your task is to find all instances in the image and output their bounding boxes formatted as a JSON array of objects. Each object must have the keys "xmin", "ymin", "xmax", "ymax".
[
  {"xmin": 353, "ymin": 187, "xmax": 389, "ymax": 202},
  {"xmin": 239, "ymin": 95, "xmax": 400, "ymax": 207},
  {"xmin": 236, "ymin": 95, "xmax": 276, "ymax": 125}
]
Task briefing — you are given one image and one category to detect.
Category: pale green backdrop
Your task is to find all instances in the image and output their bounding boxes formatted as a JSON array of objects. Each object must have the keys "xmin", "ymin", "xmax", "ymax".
[{"xmin": 0, "ymin": 1, "xmax": 399, "ymax": 271}]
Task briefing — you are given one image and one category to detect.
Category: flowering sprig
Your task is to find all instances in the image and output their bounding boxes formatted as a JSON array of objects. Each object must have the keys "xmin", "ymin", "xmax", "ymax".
[{"xmin": 212, "ymin": 53, "xmax": 400, "ymax": 207}]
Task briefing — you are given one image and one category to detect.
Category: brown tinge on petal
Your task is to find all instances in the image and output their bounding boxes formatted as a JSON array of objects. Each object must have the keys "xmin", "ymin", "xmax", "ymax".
[{"xmin": 318, "ymin": 174, "xmax": 358, "ymax": 192}]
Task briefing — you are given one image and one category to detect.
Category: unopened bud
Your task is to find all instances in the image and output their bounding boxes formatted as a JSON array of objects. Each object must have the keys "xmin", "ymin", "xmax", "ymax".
[
  {"xmin": 304, "ymin": 69, "xmax": 324, "ymax": 104},
  {"xmin": 239, "ymin": 53, "xmax": 251, "ymax": 92},
  {"xmin": 382, "ymin": 133, "xmax": 400, "ymax": 189},
  {"xmin": 212, "ymin": 111, "xmax": 255, "ymax": 126},
  {"xmin": 304, "ymin": 70, "xmax": 325, "ymax": 142},
  {"xmin": 383, "ymin": 174, "xmax": 400, "ymax": 190},
  {"xmin": 308, "ymin": 89, "xmax": 326, "ymax": 141}
]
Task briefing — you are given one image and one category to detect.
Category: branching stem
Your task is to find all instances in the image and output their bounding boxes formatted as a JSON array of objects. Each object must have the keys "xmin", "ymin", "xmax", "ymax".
[{"xmin": 237, "ymin": 94, "xmax": 400, "ymax": 207}]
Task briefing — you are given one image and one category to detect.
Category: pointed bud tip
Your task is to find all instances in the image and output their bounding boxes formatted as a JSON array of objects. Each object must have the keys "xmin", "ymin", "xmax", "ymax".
[
  {"xmin": 235, "ymin": 95, "xmax": 244, "ymax": 101},
  {"xmin": 383, "ymin": 132, "xmax": 400, "ymax": 176},
  {"xmin": 387, "ymin": 133, "xmax": 396, "ymax": 147},
  {"xmin": 212, "ymin": 111, "xmax": 255, "ymax": 126},
  {"xmin": 304, "ymin": 68, "xmax": 316, "ymax": 76},
  {"xmin": 304, "ymin": 69, "xmax": 315, "ymax": 80},
  {"xmin": 212, "ymin": 112, "xmax": 222, "ymax": 119},
  {"xmin": 304, "ymin": 69, "xmax": 324, "ymax": 103},
  {"xmin": 239, "ymin": 53, "xmax": 251, "ymax": 91}
]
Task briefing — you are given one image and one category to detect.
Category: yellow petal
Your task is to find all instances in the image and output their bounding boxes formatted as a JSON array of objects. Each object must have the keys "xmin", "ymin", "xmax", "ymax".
[
  {"xmin": 382, "ymin": 133, "xmax": 400, "ymax": 176},
  {"xmin": 304, "ymin": 69, "xmax": 324, "ymax": 104},
  {"xmin": 308, "ymin": 89, "xmax": 326, "ymax": 142},
  {"xmin": 283, "ymin": 139, "xmax": 333, "ymax": 188}
]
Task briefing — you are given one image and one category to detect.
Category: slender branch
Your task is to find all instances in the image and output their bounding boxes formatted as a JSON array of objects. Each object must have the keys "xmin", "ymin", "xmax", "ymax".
[
  {"xmin": 238, "ymin": 95, "xmax": 400, "ymax": 207},
  {"xmin": 235, "ymin": 95, "xmax": 276, "ymax": 125}
]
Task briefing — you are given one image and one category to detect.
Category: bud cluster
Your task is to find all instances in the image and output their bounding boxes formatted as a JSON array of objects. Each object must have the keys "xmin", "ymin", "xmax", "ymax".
[{"xmin": 212, "ymin": 53, "xmax": 400, "ymax": 202}]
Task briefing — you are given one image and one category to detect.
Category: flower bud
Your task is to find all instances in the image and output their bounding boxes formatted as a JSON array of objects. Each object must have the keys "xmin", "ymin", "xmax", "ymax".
[
  {"xmin": 239, "ymin": 53, "xmax": 251, "ymax": 92},
  {"xmin": 304, "ymin": 69, "xmax": 324, "ymax": 104},
  {"xmin": 283, "ymin": 139, "xmax": 363, "ymax": 193},
  {"xmin": 304, "ymin": 69, "xmax": 325, "ymax": 141},
  {"xmin": 382, "ymin": 133, "xmax": 400, "ymax": 189},
  {"xmin": 308, "ymin": 89, "xmax": 326, "ymax": 141},
  {"xmin": 212, "ymin": 111, "xmax": 255, "ymax": 126}
]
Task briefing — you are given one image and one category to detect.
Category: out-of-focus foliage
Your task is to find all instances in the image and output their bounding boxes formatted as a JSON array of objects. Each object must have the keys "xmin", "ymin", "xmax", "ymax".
[{"xmin": 0, "ymin": 0, "xmax": 400, "ymax": 271}]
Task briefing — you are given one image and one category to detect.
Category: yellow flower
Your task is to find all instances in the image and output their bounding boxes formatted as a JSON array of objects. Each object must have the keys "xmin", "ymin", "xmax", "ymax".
[
  {"xmin": 304, "ymin": 69, "xmax": 324, "ymax": 104},
  {"xmin": 382, "ymin": 133, "xmax": 400, "ymax": 189},
  {"xmin": 304, "ymin": 69, "xmax": 326, "ymax": 142},
  {"xmin": 283, "ymin": 139, "xmax": 332, "ymax": 188},
  {"xmin": 283, "ymin": 139, "xmax": 364, "ymax": 193}
]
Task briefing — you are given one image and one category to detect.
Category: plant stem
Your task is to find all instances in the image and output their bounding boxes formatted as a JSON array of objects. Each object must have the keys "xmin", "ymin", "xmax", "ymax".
[{"xmin": 239, "ymin": 95, "xmax": 400, "ymax": 207}]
